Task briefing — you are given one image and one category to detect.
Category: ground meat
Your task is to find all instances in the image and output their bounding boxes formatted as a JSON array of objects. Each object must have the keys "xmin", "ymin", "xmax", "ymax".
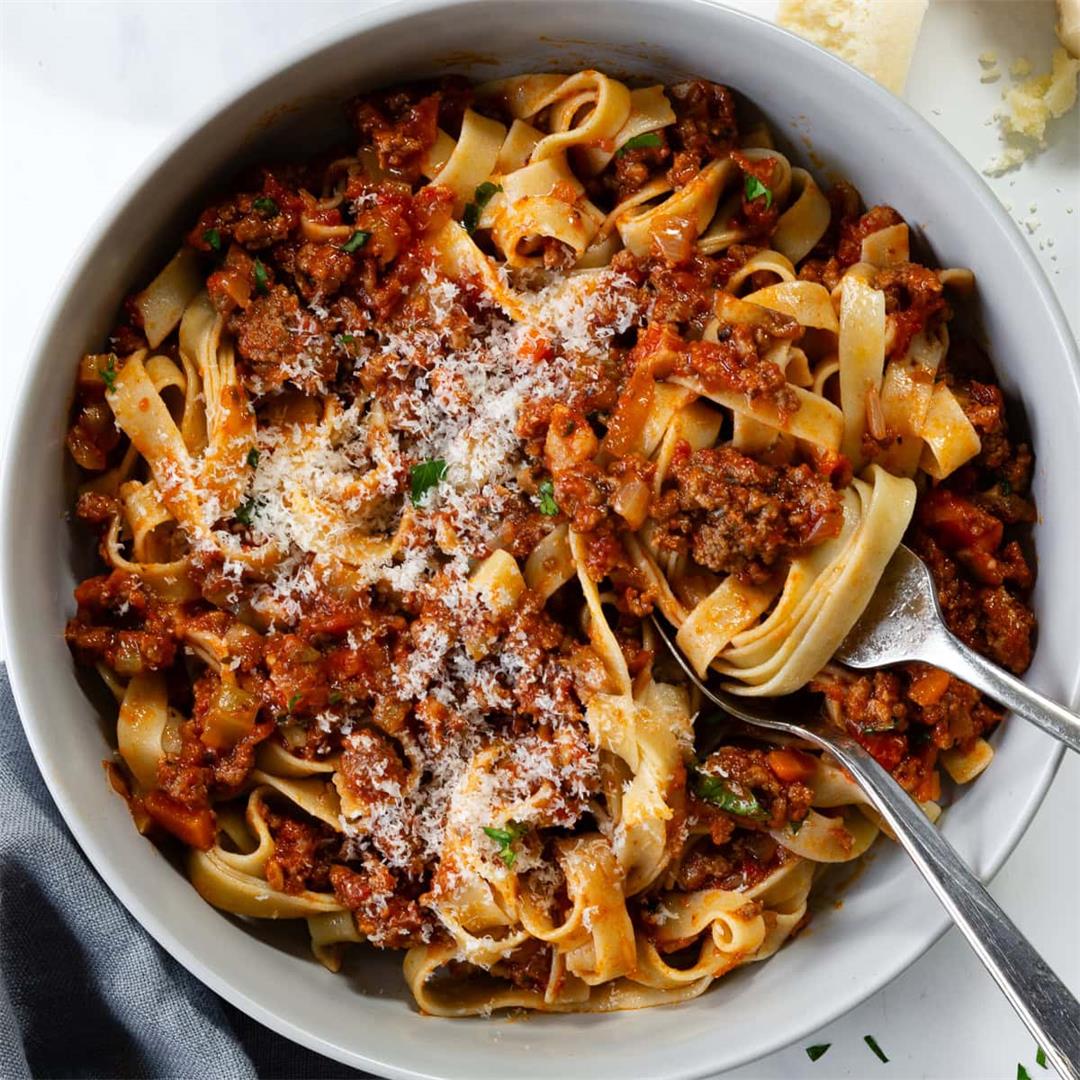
[
  {"xmin": 875, "ymin": 262, "xmax": 946, "ymax": 359},
  {"xmin": 731, "ymin": 151, "xmax": 781, "ymax": 240},
  {"xmin": 188, "ymin": 170, "xmax": 304, "ymax": 254},
  {"xmin": 265, "ymin": 807, "xmax": 337, "ymax": 894},
  {"xmin": 694, "ymin": 745, "xmax": 814, "ymax": 829},
  {"xmin": 65, "ymin": 571, "xmax": 178, "ymax": 675},
  {"xmin": 491, "ymin": 939, "xmax": 554, "ymax": 993},
  {"xmin": 681, "ymin": 328, "xmax": 799, "ymax": 413},
  {"xmin": 156, "ymin": 672, "xmax": 274, "ymax": 809},
  {"xmin": 337, "ymin": 727, "xmax": 411, "ymax": 815},
  {"xmin": 666, "ymin": 80, "xmax": 738, "ymax": 187},
  {"xmin": 836, "ymin": 204, "xmax": 904, "ymax": 267},
  {"xmin": 610, "ymin": 136, "xmax": 671, "ymax": 200},
  {"xmin": 814, "ymin": 663, "xmax": 1004, "ymax": 801},
  {"xmin": 66, "ymin": 399, "xmax": 120, "ymax": 472},
  {"xmin": 330, "ymin": 859, "xmax": 432, "ymax": 948},
  {"xmin": 228, "ymin": 284, "xmax": 338, "ymax": 394},
  {"xmin": 651, "ymin": 446, "xmax": 843, "ymax": 583},
  {"xmin": 350, "ymin": 85, "xmax": 441, "ymax": 182},
  {"xmin": 288, "ymin": 240, "xmax": 355, "ymax": 301},
  {"xmin": 75, "ymin": 491, "xmax": 120, "ymax": 528}
]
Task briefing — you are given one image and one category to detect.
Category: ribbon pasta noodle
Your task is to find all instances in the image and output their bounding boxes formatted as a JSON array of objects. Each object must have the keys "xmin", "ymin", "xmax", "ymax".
[{"xmin": 62, "ymin": 70, "xmax": 1037, "ymax": 1017}]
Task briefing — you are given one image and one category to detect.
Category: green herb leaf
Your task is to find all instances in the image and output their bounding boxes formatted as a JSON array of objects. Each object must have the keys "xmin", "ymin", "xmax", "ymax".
[
  {"xmin": 790, "ymin": 817, "xmax": 804, "ymax": 835},
  {"xmin": 234, "ymin": 498, "xmax": 257, "ymax": 526},
  {"xmin": 1036, "ymin": 1047, "xmax": 1047, "ymax": 1069},
  {"xmin": 203, "ymin": 228, "xmax": 222, "ymax": 252},
  {"xmin": 616, "ymin": 131, "xmax": 663, "ymax": 157},
  {"xmin": 252, "ymin": 259, "xmax": 269, "ymax": 295},
  {"xmin": 287, "ymin": 691, "xmax": 302, "ymax": 713},
  {"xmin": 336, "ymin": 333, "xmax": 356, "ymax": 346},
  {"xmin": 246, "ymin": 448, "xmax": 260, "ymax": 468},
  {"xmin": 340, "ymin": 229, "xmax": 370, "ymax": 254},
  {"xmin": 483, "ymin": 821, "xmax": 527, "ymax": 867},
  {"xmin": 863, "ymin": 1035, "xmax": 889, "ymax": 1064},
  {"xmin": 410, "ymin": 458, "xmax": 447, "ymax": 505},
  {"xmin": 252, "ymin": 196, "xmax": 279, "ymax": 216},
  {"xmin": 537, "ymin": 479, "xmax": 559, "ymax": 516},
  {"xmin": 462, "ymin": 182, "xmax": 502, "ymax": 235},
  {"xmin": 744, "ymin": 174, "xmax": 773, "ymax": 210},
  {"xmin": 1000, "ymin": 477, "xmax": 1013, "ymax": 495},
  {"xmin": 805, "ymin": 1045, "xmax": 831, "ymax": 1062},
  {"xmin": 1018, "ymin": 1067, "xmax": 1032, "ymax": 1080},
  {"xmin": 474, "ymin": 181, "xmax": 502, "ymax": 207},
  {"xmin": 693, "ymin": 772, "xmax": 765, "ymax": 819},
  {"xmin": 99, "ymin": 354, "xmax": 118, "ymax": 392},
  {"xmin": 328, "ymin": 690, "xmax": 344, "ymax": 706}
]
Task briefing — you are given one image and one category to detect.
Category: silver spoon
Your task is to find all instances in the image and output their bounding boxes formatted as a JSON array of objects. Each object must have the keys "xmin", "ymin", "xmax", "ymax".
[
  {"xmin": 649, "ymin": 613, "xmax": 1080, "ymax": 1079},
  {"xmin": 835, "ymin": 544, "xmax": 1080, "ymax": 753}
]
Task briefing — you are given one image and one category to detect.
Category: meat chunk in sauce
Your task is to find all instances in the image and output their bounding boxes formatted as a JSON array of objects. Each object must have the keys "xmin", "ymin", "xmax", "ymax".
[
  {"xmin": 651, "ymin": 447, "xmax": 843, "ymax": 583},
  {"xmin": 229, "ymin": 285, "xmax": 338, "ymax": 395}
]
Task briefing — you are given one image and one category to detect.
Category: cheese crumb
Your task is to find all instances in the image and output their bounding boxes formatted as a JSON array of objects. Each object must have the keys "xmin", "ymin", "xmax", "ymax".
[
  {"xmin": 982, "ymin": 47, "xmax": 1080, "ymax": 174},
  {"xmin": 1010, "ymin": 57, "xmax": 1033, "ymax": 77},
  {"xmin": 979, "ymin": 51, "xmax": 999, "ymax": 67}
]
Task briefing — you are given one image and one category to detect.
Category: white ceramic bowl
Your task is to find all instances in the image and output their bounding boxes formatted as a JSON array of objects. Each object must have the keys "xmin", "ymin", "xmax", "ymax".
[{"xmin": 4, "ymin": 2, "xmax": 1078, "ymax": 1076}]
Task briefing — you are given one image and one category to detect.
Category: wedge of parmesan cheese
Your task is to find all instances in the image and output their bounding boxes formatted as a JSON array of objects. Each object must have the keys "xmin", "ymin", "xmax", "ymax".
[{"xmin": 776, "ymin": 0, "xmax": 929, "ymax": 95}]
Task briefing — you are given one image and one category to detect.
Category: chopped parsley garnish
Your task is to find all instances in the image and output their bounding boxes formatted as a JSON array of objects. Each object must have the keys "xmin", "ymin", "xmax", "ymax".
[
  {"xmin": 1000, "ymin": 477, "xmax": 1013, "ymax": 495},
  {"xmin": 483, "ymin": 821, "xmax": 527, "ymax": 867},
  {"xmin": 805, "ymin": 1045, "xmax": 831, "ymax": 1062},
  {"xmin": 790, "ymin": 817, "xmax": 804, "ymax": 835},
  {"xmin": 462, "ymin": 181, "xmax": 502, "ymax": 234},
  {"xmin": 234, "ymin": 498, "xmax": 257, "ymax": 526},
  {"xmin": 287, "ymin": 691, "xmax": 302, "ymax": 712},
  {"xmin": 693, "ymin": 772, "xmax": 765, "ymax": 819},
  {"xmin": 252, "ymin": 196, "xmax": 279, "ymax": 216},
  {"xmin": 863, "ymin": 1035, "xmax": 889, "ymax": 1064},
  {"xmin": 336, "ymin": 333, "xmax": 356, "ymax": 346},
  {"xmin": 246, "ymin": 448, "xmax": 260, "ymax": 468},
  {"xmin": 328, "ymin": 690, "xmax": 344, "ymax": 706},
  {"xmin": 409, "ymin": 458, "xmax": 447, "ymax": 504},
  {"xmin": 99, "ymin": 354, "xmax": 117, "ymax": 392},
  {"xmin": 252, "ymin": 259, "xmax": 269, "ymax": 295},
  {"xmin": 340, "ymin": 229, "xmax": 370, "ymax": 254},
  {"xmin": 744, "ymin": 174, "xmax": 773, "ymax": 210},
  {"xmin": 537, "ymin": 479, "xmax": 559, "ymax": 516},
  {"xmin": 1018, "ymin": 1067, "xmax": 1032, "ymax": 1080},
  {"xmin": 202, "ymin": 228, "xmax": 222, "ymax": 252},
  {"xmin": 616, "ymin": 131, "xmax": 662, "ymax": 156},
  {"xmin": 1036, "ymin": 1047, "xmax": 1047, "ymax": 1069}
]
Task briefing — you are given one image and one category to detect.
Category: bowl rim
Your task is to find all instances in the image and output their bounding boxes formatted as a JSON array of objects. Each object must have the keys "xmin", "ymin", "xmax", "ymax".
[{"xmin": 2, "ymin": 0, "xmax": 1076, "ymax": 1075}]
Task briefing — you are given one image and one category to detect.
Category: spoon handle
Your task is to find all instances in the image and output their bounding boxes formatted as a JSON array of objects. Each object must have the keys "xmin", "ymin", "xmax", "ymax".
[
  {"xmin": 820, "ymin": 734, "xmax": 1080, "ymax": 1079},
  {"xmin": 923, "ymin": 632, "xmax": 1080, "ymax": 754}
]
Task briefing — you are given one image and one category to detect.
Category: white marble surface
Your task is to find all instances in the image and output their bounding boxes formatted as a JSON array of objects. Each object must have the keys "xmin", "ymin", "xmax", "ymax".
[{"xmin": 0, "ymin": 2, "xmax": 1077, "ymax": 1078}]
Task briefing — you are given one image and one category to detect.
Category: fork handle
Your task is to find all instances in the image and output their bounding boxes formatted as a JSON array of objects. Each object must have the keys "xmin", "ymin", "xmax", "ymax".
[
  {"xmin": 820, "ymin": 733, "xmax": 1080, "ymax": 1079},
  {"xmin": 923, "ymin": 631, "xmax": 1080, "ymax": 754}
]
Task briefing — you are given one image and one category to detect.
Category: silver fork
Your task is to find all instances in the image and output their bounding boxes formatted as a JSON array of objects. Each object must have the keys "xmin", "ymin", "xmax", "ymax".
[
  {"xmin": 649, "ymin": 613, "xmax": 1080, "ymax": 1078},
  {"xmin": 836, "ymin": 544, "xmax": 1080, "ymax": 753}
]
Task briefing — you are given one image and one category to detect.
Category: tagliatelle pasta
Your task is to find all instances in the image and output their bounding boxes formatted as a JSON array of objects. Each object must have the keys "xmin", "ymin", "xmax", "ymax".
[{"xmin": 64, "ymin": 70, "xmax": 1037, "ymax": 1016}]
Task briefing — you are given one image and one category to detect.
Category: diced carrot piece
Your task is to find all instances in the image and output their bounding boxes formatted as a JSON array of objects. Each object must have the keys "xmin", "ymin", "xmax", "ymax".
[
  {"xmin": 143, "ymin": 790, "xmax": 216, "ymax": 850},
  {"xmin": 908, "ymin": 666, "xmax": 951, "ymax": 707},
  {"xmin": 766, "ymin": 748, "xmax": 816, "ymax": 783}
]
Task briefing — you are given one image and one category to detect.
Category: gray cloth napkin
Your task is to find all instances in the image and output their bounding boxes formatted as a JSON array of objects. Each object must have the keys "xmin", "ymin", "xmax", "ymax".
[{"xmin": 0, "ymin": 666, "xmax": 369, "ymax": 1080}]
